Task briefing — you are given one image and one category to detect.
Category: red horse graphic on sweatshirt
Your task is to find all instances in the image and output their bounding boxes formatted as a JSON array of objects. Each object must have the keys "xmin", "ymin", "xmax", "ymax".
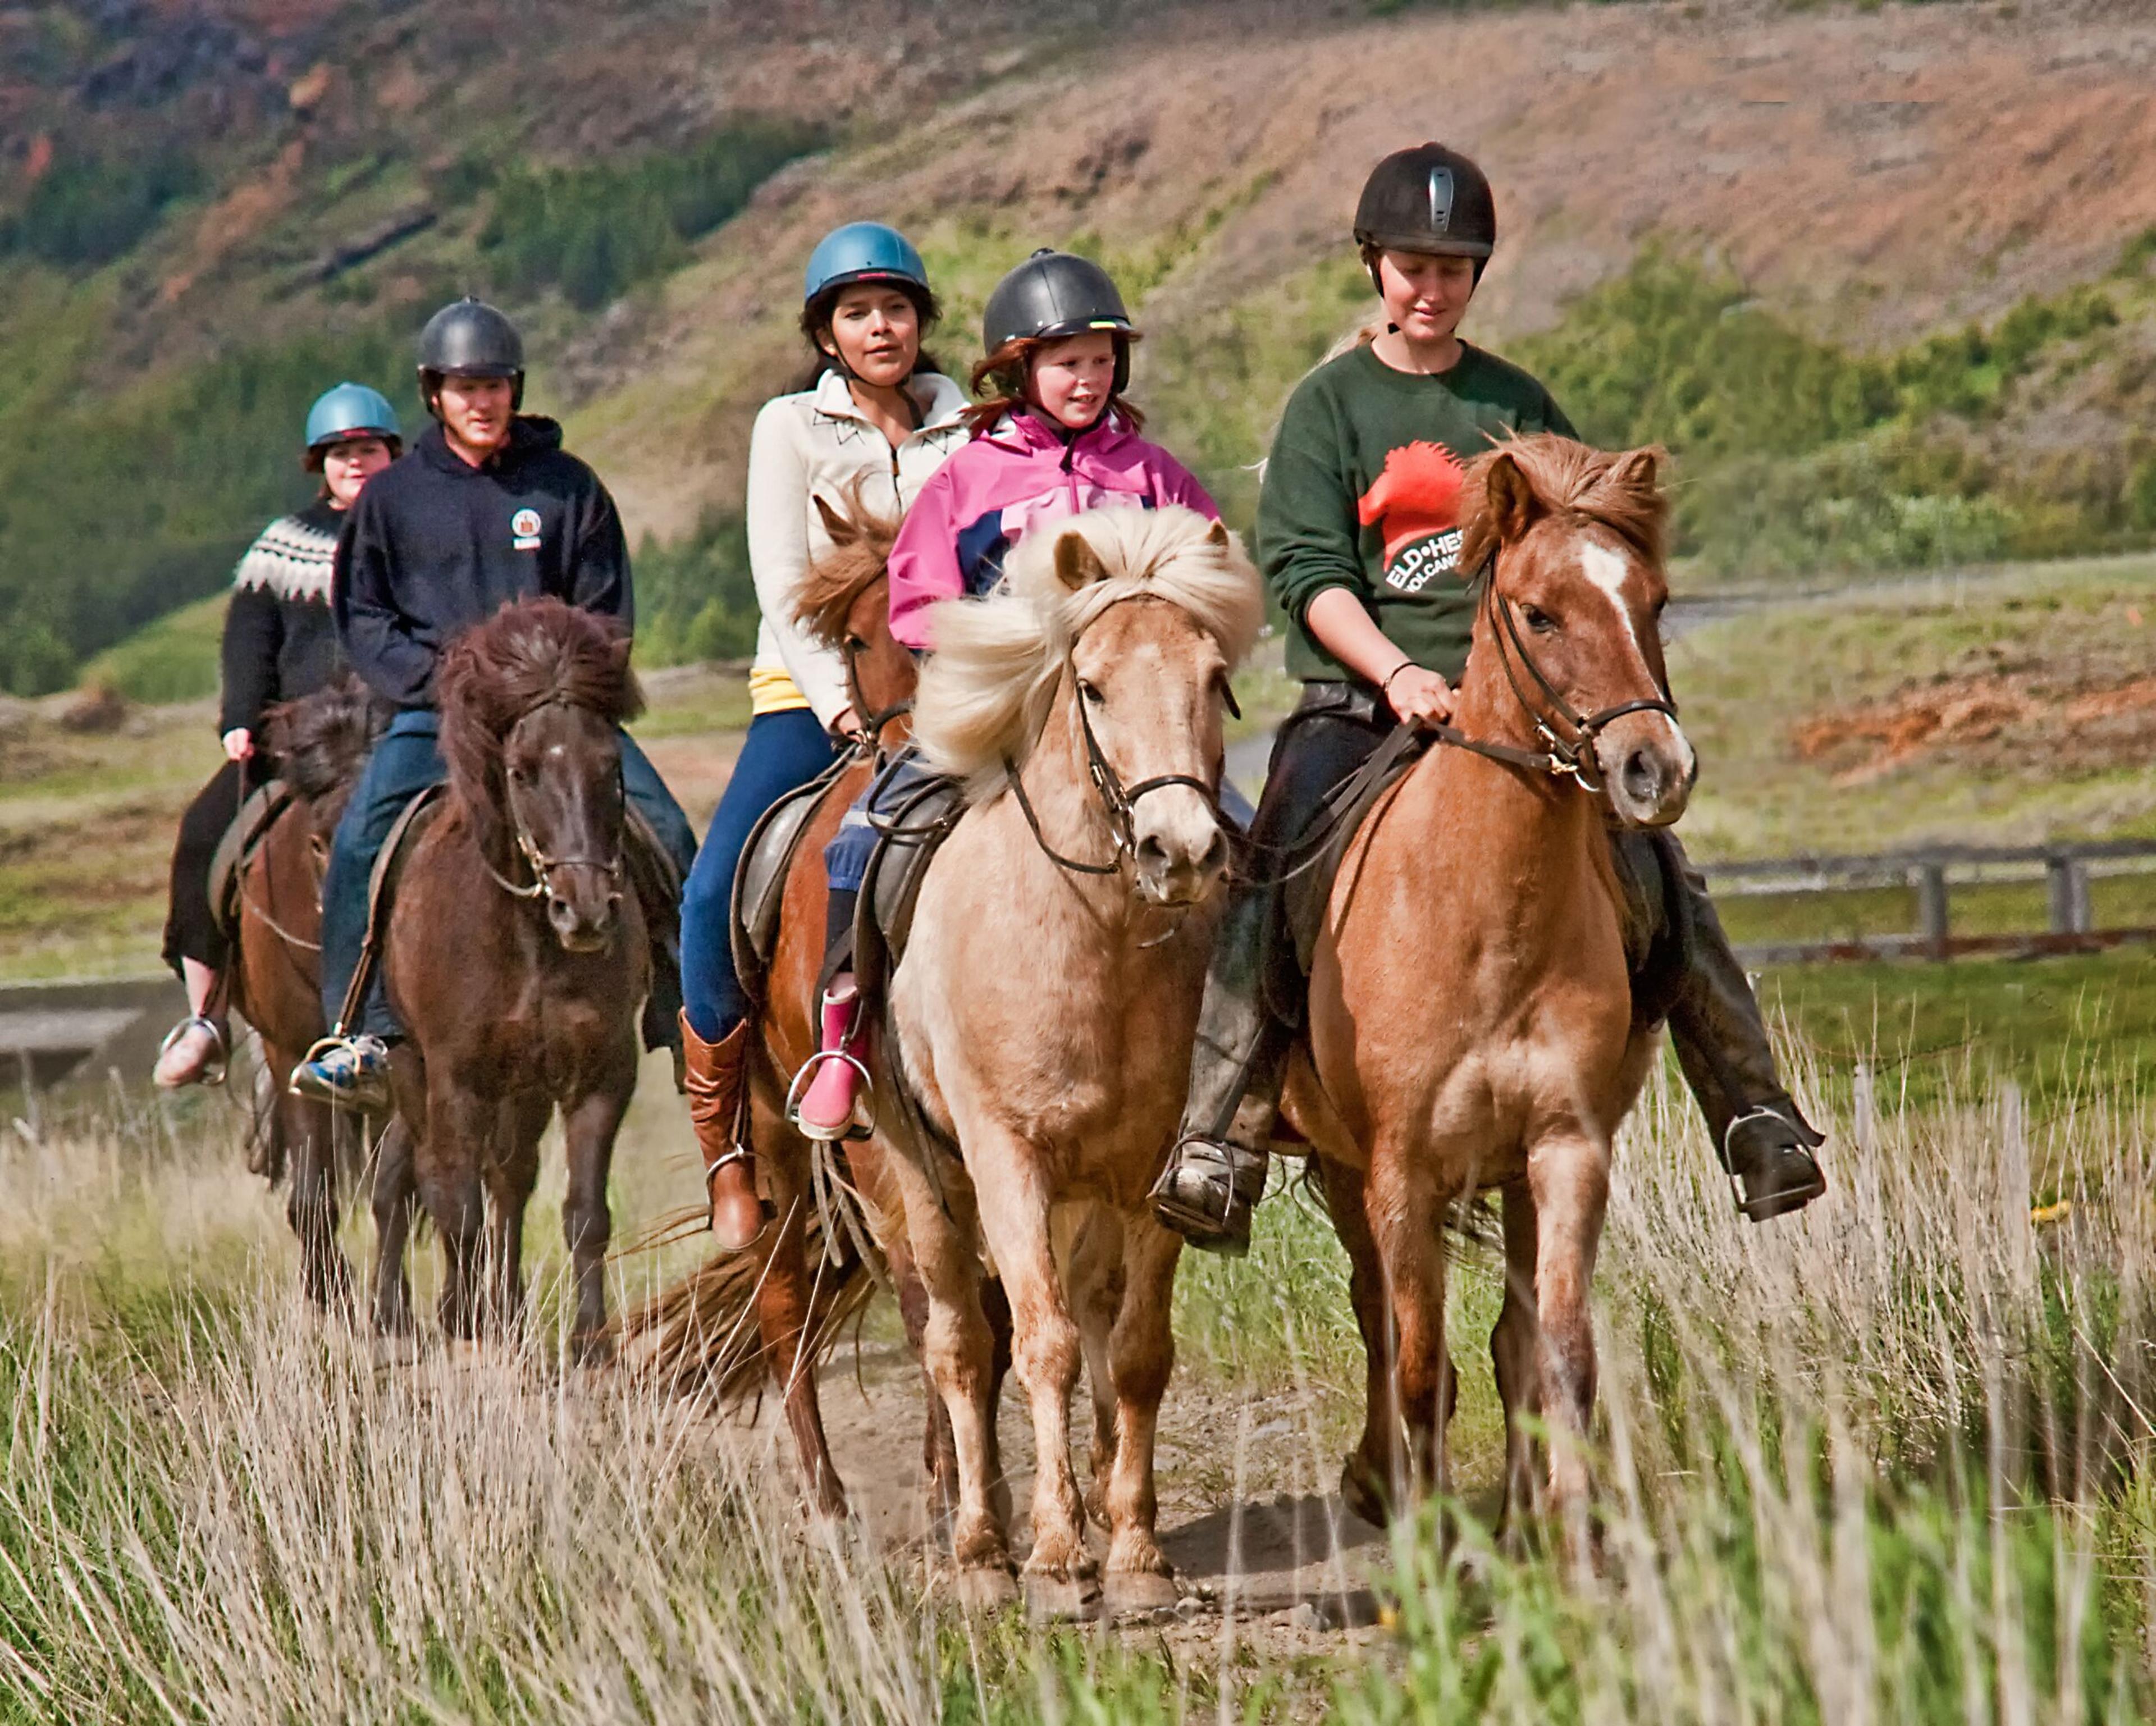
[{"xmin": 1357, "ymin": 440, "xmax": 1466, "ymax": 595}]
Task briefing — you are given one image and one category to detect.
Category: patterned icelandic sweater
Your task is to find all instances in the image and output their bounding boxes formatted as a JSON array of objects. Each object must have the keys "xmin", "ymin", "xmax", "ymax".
[{"xmin": 219, "ymin": 500, "xmax": 348, "ymax": 737}]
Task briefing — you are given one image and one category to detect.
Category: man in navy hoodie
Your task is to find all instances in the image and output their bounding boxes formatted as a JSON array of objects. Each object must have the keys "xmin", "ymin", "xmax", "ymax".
[{"xmin": 294, "ymin": 297, "xmax": 696, "ymax": 1107}]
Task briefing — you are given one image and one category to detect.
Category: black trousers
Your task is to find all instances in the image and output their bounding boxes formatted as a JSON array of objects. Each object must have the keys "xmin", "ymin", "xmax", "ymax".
[{"xmin": 163, "ymin": 758, "xmax": 252, "ymax": 978}]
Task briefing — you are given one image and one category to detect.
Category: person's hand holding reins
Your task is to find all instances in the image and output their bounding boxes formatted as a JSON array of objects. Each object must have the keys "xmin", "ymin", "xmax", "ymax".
[
  {"xmin": 830, "ymin": 705, "xmax": 865, "ymax": 744},
  {"xmin": 1381, "ymin": 660, "xmax": 1454, "ymax": 727},
  {"xmin": 222, "ymin": 727, "xmax": 254, "ymax": 762}
]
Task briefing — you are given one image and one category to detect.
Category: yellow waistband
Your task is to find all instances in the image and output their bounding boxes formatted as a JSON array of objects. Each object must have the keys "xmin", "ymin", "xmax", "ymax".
[{"xmin": 748, "ymin": 663, "xmax": 811, "ymax": 717}]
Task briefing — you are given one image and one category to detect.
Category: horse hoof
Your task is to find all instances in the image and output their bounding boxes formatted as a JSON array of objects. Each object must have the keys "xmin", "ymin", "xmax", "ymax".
[
  {"xmin": 953, "ymin": 1565, "xmax": 1018, "ymax": 1614},
  {"xmin": 1103, "ymin": 1570, "xmax": 1180, "ymax": 1618},
  {"xmin": 1339, "ymin": 1454, "xmax": 1391, "ymax": 1529},
  {"xmin": 1024, "ymin": 1573, "xmax": 1103, "ymax": 1623}
]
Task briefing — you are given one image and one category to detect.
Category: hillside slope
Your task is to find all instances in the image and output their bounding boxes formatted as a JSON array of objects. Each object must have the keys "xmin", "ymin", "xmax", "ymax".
[{"xmin": 5, "ymin": 0, "xmax": 2156, "ymax": 692}]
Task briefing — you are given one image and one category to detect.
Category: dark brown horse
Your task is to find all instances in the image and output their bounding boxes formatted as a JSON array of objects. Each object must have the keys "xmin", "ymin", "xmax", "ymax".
[
  {"xmin": 234, "ymin": 679, "xmax": 381, "ymax": 1309},
  {"xmin": 374, "ymin": 599, "xmax": 648, "ymax": 1360},
  {"xmin": 633, "ymin": 487, "xmax": 1012, "ymax": 1523}
]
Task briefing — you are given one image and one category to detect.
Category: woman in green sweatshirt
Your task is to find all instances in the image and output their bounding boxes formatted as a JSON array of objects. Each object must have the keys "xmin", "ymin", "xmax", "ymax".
[{"xmin": 1150, "ymin": 143, "xmax": 1827, "ymax": 1254}]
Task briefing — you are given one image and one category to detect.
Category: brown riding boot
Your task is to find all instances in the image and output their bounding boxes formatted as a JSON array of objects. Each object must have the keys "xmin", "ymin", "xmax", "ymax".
[{"xmin": 683, "ymin": 1011, "xmax": 766, "ymax": 1251}]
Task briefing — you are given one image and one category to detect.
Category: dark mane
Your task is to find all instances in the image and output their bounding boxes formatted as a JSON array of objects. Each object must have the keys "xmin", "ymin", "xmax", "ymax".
[
  {"xmin": 437, "ymin": 599, "xmax": 642, "ymax": 846},
  {"xmin": 793, "ymin": 477, "xmax": 900, "ymax": 648},
  {"xmin": 264, "ymin": 677, "xmax": 385, "ymax": 802},
  {"xmin": 1458, "ymin": 433, "xmax": 1669, "ymax": 577}
]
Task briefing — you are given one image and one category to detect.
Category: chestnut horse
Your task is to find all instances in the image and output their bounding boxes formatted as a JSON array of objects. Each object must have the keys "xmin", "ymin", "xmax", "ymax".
[
  {"xmin": 1285, "ymin": 436, "xmax": 1693, "ymax": 1553},
  {"xmin": 632, "ymin": 486, "xmax": 1014, "ymax": 1525},
  {"xmin": 884, "ymin": 506, "xmax": 1258, "ymax": 1615},
  {"xmin": 375, "ymin": 599, "xmax": 648, "ymax": 1360},
  {"xmin": 232, "ymin": 679, "xmax": 381, "ymax": 1309}
]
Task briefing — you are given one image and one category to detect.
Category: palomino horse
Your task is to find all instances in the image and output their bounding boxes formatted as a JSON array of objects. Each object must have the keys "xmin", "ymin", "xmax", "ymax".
[
  {"xmin": 1285, "ymin": 435, "xmax": 1693, "ymax": 1553},
  {"xmin": 634, "ymin": 485, "xmax": 1015, "ymax": 1526},
  {"xmin": 885, "ymin": 505, "xmax": 1259, "ymax": 1614},
  {"xmin": 374, "ymin": 599, "xmax": 648, "ymax": 1360},
  {"xmin": 232, "ymin": 679, "xmax": 381, "ymax": 1309}
]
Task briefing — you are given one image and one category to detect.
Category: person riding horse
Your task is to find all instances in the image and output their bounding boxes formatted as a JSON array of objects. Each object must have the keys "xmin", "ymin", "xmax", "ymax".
[
  {"xmin": 677, "ymin": 222, "xmax": 971, "ymax": 1250},
  {"xmin": 153, "ymin": 382, "xmax": 402, "ymax": 1089},
  {"xmin": 1148, "ymin": 142, "xmax": 1829, "ymax": 1254},
  {"xmin": 292, "ymin": 297, "xmax": 697, "ymax": 1107}
]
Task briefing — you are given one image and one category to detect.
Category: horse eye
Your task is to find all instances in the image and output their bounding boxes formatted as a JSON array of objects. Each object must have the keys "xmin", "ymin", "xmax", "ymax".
[
  {"xmin": 1078, "ymin": 679, "xmax": 1104, "ymax": 705},
  {"xmin": 845, "ymin": 634, "xmax": 867, "ymax": 653},
  {"xmin": 1523, "ymin": 605, "xmax": 1557, "ymax": 634}
]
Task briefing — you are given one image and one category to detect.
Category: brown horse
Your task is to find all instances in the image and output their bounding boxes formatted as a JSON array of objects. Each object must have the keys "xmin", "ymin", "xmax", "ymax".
[
  {"xmin": 633, "ymin": 485, "xmax": 1015, "ymax": 1525},
  {"xmin": 883, "ymin": 506, "xmax": 1257, "ymax": 1614},
  {"xmin": 375, "ymin": 599, "xmax": 648, "ymax": 1360},
  {"xmin": 1285, "ymin": 435, "xmax": 1693, "ymax": 1554},
  {"xmin": 232, "ymin": 679, "xmax": 382, "ymax": 1309}
]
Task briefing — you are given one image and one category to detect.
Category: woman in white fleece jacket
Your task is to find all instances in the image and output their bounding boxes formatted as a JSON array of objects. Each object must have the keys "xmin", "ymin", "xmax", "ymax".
[{"xmin": 682, "ymin": 221, "xmax": 969, "ymax": 1248}]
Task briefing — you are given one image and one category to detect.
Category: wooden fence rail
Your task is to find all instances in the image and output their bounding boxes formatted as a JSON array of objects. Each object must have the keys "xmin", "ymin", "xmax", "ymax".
[{"xmin": 1696, "ymin": 839, "xmax": 2156, "ymax": 966}]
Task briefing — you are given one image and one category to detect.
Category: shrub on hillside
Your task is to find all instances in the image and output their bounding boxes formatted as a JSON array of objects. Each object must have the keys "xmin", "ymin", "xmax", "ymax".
[
  {"xmin": 631, "ymin": 512, "xmax": 760, "ymax": 666},
  {"xmin": 3, "ymin": 144, "xmax": 200, "ymax": 270}
]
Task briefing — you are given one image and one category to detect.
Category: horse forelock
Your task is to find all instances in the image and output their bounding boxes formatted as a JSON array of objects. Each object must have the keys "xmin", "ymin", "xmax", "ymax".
[
  {"xmin": 267, "ymin": 678, "xmax": 385, "ymax": 803},
  {"xmin": 437, "ymin": 598, "xmax": 642, "ymax": 828},
  {"xmin": 912, "ymin": 504, "xmax": 1260, "ymax": 795},
  {"xmin": 794, "ymin": 478, "xmax": 901, "ymax": 648},
  {"xmin": 1458, "ymin": 433, "xmax": 1669, "ymax": 582}
]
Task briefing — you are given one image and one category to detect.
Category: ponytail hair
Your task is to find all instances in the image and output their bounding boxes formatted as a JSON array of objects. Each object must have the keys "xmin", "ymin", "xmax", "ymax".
[{"xmin": 960, "ymin": 334, "xmax": 1146, "ymax": 437}]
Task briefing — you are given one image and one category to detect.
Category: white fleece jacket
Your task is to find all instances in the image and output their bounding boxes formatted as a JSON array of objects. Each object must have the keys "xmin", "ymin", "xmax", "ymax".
[{"xmin": 743, "ymin": 368, "xmax": 970, "ymax": 724}]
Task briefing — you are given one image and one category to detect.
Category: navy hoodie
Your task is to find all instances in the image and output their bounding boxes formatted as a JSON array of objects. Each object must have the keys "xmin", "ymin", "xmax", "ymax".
[{"xmin": 333, "ymin": 416, "xmax": 632, "ymax": 710}]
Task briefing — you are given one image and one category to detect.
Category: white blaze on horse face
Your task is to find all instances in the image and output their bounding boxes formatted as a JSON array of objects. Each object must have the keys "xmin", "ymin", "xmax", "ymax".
[
  {"xmin": 1577, "ymin": 540, "xmax": 1642, "ymax": 659},
  {"xmin": 1577, "ymin": 537, "xmax": 1696, "ymax": 815}
]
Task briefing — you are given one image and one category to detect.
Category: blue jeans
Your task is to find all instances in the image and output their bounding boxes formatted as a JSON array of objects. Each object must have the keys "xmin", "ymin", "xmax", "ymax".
[
  {"xmin": 680, "ymin": 709, "xmax": 840, "ymax": 1040},
  {"xmin": 319, "ymin": 710, "xmax": 698, "ymax": 1039}
]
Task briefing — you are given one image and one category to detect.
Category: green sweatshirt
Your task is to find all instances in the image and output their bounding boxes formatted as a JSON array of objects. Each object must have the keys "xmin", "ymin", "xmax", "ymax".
[{"xmin": 1258, "ymin": 340, "xmax": 1575, "ymax": 687}]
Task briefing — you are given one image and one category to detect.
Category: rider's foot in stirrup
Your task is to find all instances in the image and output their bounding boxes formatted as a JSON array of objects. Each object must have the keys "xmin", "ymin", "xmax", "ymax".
[
  {"xmin": 290, "ymin": 1034, "xmax": 393, "ymax": 1108},
  {"xmin": 793, "ymin": 982, "xmax": 868, "ymax": 1141},
  {"xmin": 1724, "ymin": 1104, "xmax": 1826, "ymax": 1223},
  {"xmin": 1151, "ymin": 1134, "xmax": 1270, "ymax": 1257},
  {"xmin": 153, "ymin": 1016, "xmax": 228, "ymax": 1089}
]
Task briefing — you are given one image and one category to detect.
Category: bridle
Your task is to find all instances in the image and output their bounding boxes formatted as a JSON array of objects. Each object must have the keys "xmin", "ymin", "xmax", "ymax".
[
  {"xmin": 478, "ymin": 698, "xmax": 628, "ymax": 905},
  {"xmin": 1003, "ymin": 608, "xmax": 1231, "ymax": 882},
  {"xmin": 840, "ymin": 631, "xmax": 915, "ymax": 757}
]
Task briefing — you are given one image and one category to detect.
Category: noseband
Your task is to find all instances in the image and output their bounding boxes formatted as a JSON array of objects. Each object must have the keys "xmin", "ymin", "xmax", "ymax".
[{"xmin": 479, "ymin": 700, "xmax": 629, "ymax": 905}]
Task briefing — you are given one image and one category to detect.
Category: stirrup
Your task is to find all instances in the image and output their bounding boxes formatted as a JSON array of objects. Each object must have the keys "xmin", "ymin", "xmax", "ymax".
[
  {"xmin": 784, "ymin": 1049, "xmax": 876, "ymax": 1143},
  {"xmin": 1723, "ymin": 1106, "xmax": 1827, "ymax": 1223},
  {"xmin": 1151, "ymin": 1134, "xmax": 1268, "ymax": 1255},
  {"xmin": 154, "ymin": 1015, "xmax": 228, "ymax": 1088}
]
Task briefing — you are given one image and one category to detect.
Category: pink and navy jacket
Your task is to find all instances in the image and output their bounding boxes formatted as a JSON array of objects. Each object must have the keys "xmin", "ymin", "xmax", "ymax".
[{"xmin": 886, "ymin": 409, "xmax": 1218, "ymax": 650}]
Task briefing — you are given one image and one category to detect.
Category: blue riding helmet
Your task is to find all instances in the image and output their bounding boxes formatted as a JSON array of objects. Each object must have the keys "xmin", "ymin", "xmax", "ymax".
[
  {"xmin": 803, "ymin": 222, "xmax": 930, "ymax": 304},
  {"xmin": 305, "ymin": 382, "xmax": 402, "ymax": 454}
]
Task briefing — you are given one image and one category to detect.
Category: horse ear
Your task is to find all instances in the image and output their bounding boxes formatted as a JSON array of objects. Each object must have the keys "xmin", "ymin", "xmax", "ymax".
[
  {"xmin": 1053, "ymin": 529, "xmax": 1108, "ymax": 591},
  {"xmin": 1485, "ymin": 452, "xmax": 1540, "ymax": 544},
  {"xmin": 1611, "ymin": 447, "xmax": 1660, "ymax": 492},
  {"xmin": 1204, "ymin": 518, "xmax": 1230, "ymax": 549},
  {"xmin": 813, "ymin": 495, "xmax": 855, "ymax": 545}
]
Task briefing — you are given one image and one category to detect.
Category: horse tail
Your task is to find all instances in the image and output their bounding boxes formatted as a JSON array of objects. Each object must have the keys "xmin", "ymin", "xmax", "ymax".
[{"xmin": 619, "ymin": 1208, "xmax": 874, "ymax": 1408}]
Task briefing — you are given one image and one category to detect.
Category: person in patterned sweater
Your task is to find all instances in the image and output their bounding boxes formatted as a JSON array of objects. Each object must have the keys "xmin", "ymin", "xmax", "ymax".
[{"xmin": 152, "ymin": 383, "xmax": 401, "ymax": 1088}]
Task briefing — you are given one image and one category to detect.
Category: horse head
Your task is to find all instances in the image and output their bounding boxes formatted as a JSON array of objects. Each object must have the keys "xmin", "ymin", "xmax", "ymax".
[
  {"xmin": 800, "ymin": 481, "xmax": 916, "ymax": 747},
  {"xmin": 912, "ymin": 504, "xmax": 1262, "ymax": 908},
  {"xmin": 265, "ymin": 677, "xmax": 388, "ymax": 871},
  {"xmin": 1459, "ymin": 435, "xmax": 1695, "ymax": 828},
  {"xmin": 437, "ymin": 598, "xmax": 644, "ymax": 952}
]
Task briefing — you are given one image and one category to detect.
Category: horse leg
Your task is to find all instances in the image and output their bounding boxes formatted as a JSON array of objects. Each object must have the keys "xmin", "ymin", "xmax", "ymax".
[
  {"xmin": 1491, "ymin": 1177, "xmax": 1544, "ymax": 1551},
  {"xmin": 479, "ymin": 1095, "xmax": 542, "ymax": 1342},
  {"xmin": 1527, "ymin": 1130, "xmax": 1611, "ymax": 1573},
  {"xmin": 1063, "ymin": 1203, "xmax": 1123, "ymax": 1531},
  {"xmin": 883, "ymin": 1236, "xmax": 957, "ymax": 1524},
  {"xmin": 417, "ymin": 1083, "xmax": 491, "ymax": 1345},
  {"xmin": 284, "ymin": 1090, "xmax": 353, "ymax": 1314},
  {"xmin": 560, "ymin": 1077, "xmax": 629, "ymax": 1364},
  {"xmin": 371, "ymin": 1116, "xmax": 418, "ymax": 1338},
  {"xmin": 1315, "ymin": 1153, "xmax": 1403, "ymax": 1527},
  {"xmin": 969, "ymin": 1133, "xmax": 1094, "ymax": 1617},
  {"xmin": 889, "ymin": 1152, "xmax": 1011, "ymax": 1607},
  {"xmin": 752, "ymin": 1124, "xmax": 848, "ymax": 1519},
  {"xmin": 1367, "ymin": 1145, "xmax": 1454, "ymax": 1520},
  {"xmin": 1100, "ymin": 1209, "xmax": 1181, "ymax": 1616}
]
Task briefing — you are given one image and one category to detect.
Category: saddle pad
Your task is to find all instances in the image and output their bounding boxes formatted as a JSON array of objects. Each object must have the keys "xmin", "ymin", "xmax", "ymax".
[
  {"xmin": 335, "ymin": 784, "xmax": 445, "ymax": 1033},
  {"xmin": 728, "ymin": 754, "xmax": 852, "ymax": 1009},
  {"xmin": 853, "ymin": 770, "xmax": 967, "ymax": 1007},
  {"xmin": 207, "ymin": 779, "xmax": 292, "ymax": 942},
  {"xmin": 1281, "ymin": 739, "xmax": 1426, "ymax": 978}
]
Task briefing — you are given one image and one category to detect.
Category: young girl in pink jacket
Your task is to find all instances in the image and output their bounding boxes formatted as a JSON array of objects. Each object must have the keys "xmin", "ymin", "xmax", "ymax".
[{"xmin": 793, "ymin": 249, "xmax": 1219, "ymax": 1140}]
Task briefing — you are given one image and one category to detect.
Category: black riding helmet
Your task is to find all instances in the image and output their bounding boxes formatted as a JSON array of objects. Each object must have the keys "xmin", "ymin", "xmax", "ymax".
[
  {"xmin": 1354, "ymin": 143, "xmax": 1497, "ymax": 284},
  {"xmin": 982, "ymin": 249, "xmax": 1139, "ymax": 394},
  {"xmin": 417, "ymin": 296, "xmax": 527, "ymax": 413}
]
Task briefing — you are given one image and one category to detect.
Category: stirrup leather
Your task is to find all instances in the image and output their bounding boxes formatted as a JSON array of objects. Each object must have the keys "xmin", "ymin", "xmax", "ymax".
[
  {"xmin": 784, "ymin": 1049, "xmax": 876, "ymax": 1142},
  {"xmin": 156, "ymin": 1015, "xmax": 228, "ymax": 1088}
]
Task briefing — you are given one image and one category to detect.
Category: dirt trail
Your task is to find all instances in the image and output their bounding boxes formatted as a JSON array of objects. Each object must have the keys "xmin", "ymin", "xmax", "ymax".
[{"xmin": 712, "ymin": 1334, "xmax": 1395, "ymax": 1641}]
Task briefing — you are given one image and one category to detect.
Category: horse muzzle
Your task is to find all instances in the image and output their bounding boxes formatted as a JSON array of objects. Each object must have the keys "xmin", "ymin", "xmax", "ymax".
[
  {"xmin": 1130, "ymin": 792, "xmax": 1232, "ymax": 907},
  {"xmin": 544, "ymin": 869, "xmax": 623, "ymax": 952},
  {"xmin": 1595, "ymin": 709, "xmax": 1696, "ymax": 828}
]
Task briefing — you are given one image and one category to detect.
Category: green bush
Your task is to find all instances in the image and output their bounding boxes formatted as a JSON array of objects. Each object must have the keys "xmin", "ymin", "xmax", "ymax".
[
  {"xmin": 3, "ymin": 144, "xmax": 200, "ymax": 270},
  {"xmin": 481, "ymin": 120, "xmax": 823, "ymax": 312},
  {"xmin": 631, "ymin": 511, "xmax": 760, "ymax": 666}
]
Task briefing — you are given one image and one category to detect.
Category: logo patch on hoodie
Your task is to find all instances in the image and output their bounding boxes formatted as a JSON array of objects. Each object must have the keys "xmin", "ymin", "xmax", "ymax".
[{"xmin": 510, "ymin": 508, "xmax": 542, "ymax": 551}]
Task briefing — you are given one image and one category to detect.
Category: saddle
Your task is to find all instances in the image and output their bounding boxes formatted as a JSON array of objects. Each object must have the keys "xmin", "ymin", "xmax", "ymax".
[
  {"xmin": 728, "ymin": 752, "xmax": 853, "ymax": 1008},
  {"xmin": 207, "ymin": 779, "xmax": 293, "ymax": 942}
]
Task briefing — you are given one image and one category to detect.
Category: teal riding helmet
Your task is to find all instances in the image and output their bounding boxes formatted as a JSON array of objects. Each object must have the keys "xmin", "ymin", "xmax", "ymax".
[
  {"xmin": 803, "ymin": 222, "xmax": 930, "ymax": 303},
  {"xmin": 304, "ymin": 382, "xmax": 403, "ymax": 464}
]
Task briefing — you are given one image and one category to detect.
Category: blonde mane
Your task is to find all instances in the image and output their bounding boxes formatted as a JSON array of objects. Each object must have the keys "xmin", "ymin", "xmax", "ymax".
[{"xmin": 911, "ymin": 505, "xmax": 1262, "ymax": 798}]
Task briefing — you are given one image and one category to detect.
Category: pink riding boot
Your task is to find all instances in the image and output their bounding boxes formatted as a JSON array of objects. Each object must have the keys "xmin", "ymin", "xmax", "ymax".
[{"xmin": 792, "ymin": 977, "xmax": 870, "ymax": 1141}]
